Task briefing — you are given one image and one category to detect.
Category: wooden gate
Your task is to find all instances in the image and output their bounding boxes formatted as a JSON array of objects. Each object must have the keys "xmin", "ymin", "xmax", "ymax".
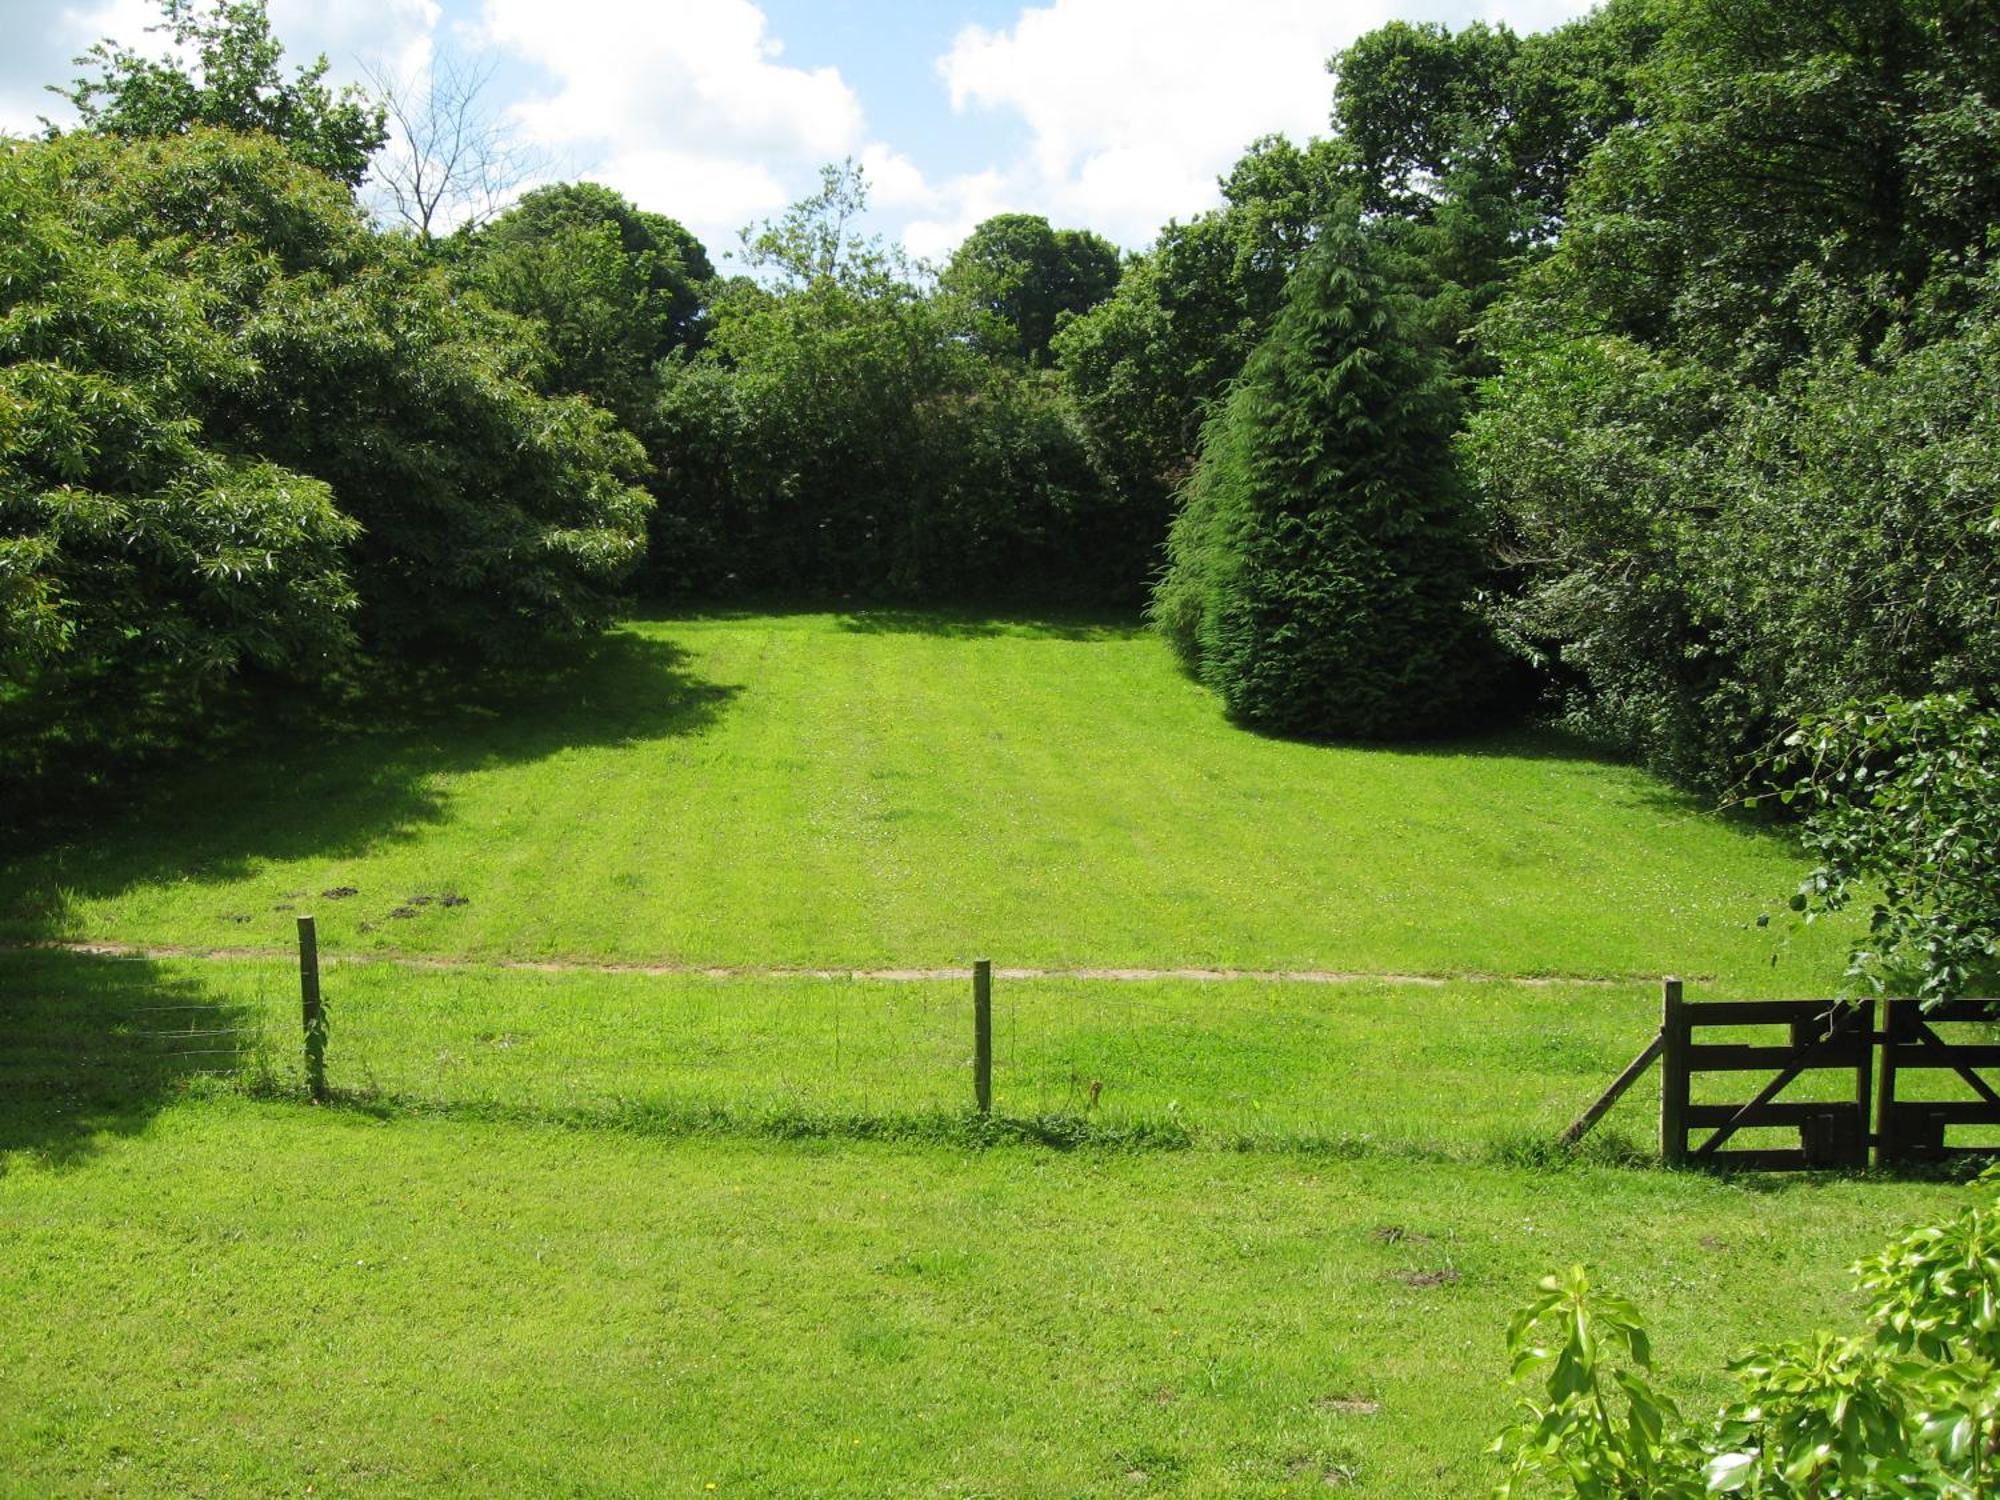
[
  {"xmin": 1661, "ymin": 981, "xmax": 1873, "ymax": 1169},
  {"xmin": 1876, "ymin": 999, "xmax": 2000, "ymax": 1166},
  {"xmin": 1566, "ymin": 979, "xmax": 2000, "ymax": 1170}
]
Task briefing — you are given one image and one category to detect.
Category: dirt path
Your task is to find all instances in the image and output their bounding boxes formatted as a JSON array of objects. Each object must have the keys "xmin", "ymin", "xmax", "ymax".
[{"xmin": 8, "ymin": 940, "xmax": 1639, "ymax": 987}]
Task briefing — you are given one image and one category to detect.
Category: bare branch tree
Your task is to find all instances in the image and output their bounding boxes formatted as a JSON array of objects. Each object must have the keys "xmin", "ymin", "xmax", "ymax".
[{"xmin": 364, "ymin": 51, "xmax": 542, "ymax": 245}]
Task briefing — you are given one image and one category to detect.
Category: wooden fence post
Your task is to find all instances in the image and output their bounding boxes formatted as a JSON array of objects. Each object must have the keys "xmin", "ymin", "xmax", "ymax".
[
  {"xmin": 1659, "ymin": 976, "xmax": 1687, "ymax": 1166},
  {"xmin": 973, "ymin": 959, "xmax": 992, "ymax": 1116},
  {"xmin": 298, "ymin": 915, "xmax": 327, "ymax": 1103},
  {"xmin": 1875, "ymin": 998, "xmax": 1904, "ymax": 1168}
]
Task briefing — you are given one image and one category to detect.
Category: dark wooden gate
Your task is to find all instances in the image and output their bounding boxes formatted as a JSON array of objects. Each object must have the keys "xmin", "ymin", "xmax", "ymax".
[
  {"xmin": 1660, "ymin": 980, "xmax": 1874, "ymax": 1169},
  {"xmin": 1566, "ymin": 979, "xmax": 2000, "ymax": 1169},
  {"xmin": 1876, "ymin": 999, "xmax": 2000, "ymax": 1166}
]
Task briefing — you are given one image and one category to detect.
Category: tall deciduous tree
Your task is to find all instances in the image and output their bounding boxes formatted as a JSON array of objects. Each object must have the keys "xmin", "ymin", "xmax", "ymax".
[
  {"xmin": 468, "ymin": 182, "xmax": 714, "ymax": 431},
  {"xmin": 366, "ymin": 51, "xmax": 541, "ymax": 245},
  {"xmin": 942, "ymin": 213, "xmax": 1121, "ymax": 365}
]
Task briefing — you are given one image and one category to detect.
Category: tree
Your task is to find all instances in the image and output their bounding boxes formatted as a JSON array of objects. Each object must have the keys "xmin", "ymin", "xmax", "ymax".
[
  {"xmin": 366, "ymin": 51, "xmax": 541, "ymax": 245},
  {"xmin": 1326, "ymin": 3, "xmax": 1665, "ymax": 388},
  {"xmin": 0, "ymin": 130, "xmax": 362, "ymax": 809},
  {"xmin": 1153, "ymin": 218, "xmax": 1492, "ymax": 739},
  {"xmin": 27, "ymin": 128, "xmax": 652, "ymax": 657},
  {"xmin": 673, "ymin": 161, "xmax": 989, "ymax": 593},
  {"xmin": 1054, "ymin": 134, "xmax": 1347, "ymax": 515},
  {"xmin": 647, "ymin": 162, "xmax": 1135, "ymax": 602},
  {"xmin": 1469, "ymin": 0, "xmax": 2000, "ymax": 791},
  {"xmin": 1329, "ymin": 3, "xmax": 1662, "ymax": 235},
  {"xmin": 54, "ymin": 0, "xmax": 385, "ymax": 186},
  {"xmin": 1548, "ymin": 0, "xmax": 2000, "ymax": 376},
  {"xmin": 942, "ymin": 213, "xmax": 1121, "ymax": 364},
  {"xmin": 468, "ymin": 182, "xmax": 714, "ymax": 431}
]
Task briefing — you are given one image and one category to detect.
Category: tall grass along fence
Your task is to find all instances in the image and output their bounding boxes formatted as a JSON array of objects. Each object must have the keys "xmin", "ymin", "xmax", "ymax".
[{"xmin": 4, "ymin": 919, "xmax": 1693, "ymax": 1159}]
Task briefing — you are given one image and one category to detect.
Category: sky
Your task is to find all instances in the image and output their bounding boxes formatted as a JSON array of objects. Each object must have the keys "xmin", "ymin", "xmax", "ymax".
[{"xmin": 2, "ymin": 0, "xmax": 1595, "ymax": 265}]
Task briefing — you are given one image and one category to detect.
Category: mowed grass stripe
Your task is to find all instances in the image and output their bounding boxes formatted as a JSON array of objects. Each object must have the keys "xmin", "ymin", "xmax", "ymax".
[{"xmin": 0, "ymin": 610, "xmax": 1851, "ymax": 988}]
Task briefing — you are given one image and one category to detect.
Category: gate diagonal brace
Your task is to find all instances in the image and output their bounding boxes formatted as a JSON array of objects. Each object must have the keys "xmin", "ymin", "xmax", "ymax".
[{"xmin": 1692, "ymin": 1007, "xmax": 1864, "ymax": 1161}]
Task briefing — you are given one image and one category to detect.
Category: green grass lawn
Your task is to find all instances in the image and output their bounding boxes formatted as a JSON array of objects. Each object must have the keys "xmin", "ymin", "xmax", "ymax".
[
  {"xmin": 1, "ymin": 610, "xmax": 1848, "ymax": 990},
  {"xmin": 0, "ymin": 610, "xmax": 1936, "ymax": 1497},
  {"xmin": 0, "ymin": 1098, "xmax": 1966, "ymax": 1499}
]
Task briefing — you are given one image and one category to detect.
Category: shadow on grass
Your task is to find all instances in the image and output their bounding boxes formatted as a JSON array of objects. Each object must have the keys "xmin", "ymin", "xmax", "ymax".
[
  {"xmin": 1226, "ymin": 700, "xmax": 1797, "ymax": 835},
  {"xmin": 831, "ymin": 608, "xmax": 1143, "ymax": 642},
  {"xmin": 619, "ymin": 599, "xmax": 1145, "ymax": 642},
  {"xmin": 0, "ymin": 630, "xmax": 738, "ymax": 942},
  {"xmin": 0, "ymin": 949, "xmax": 266, "ymax": 1171}
]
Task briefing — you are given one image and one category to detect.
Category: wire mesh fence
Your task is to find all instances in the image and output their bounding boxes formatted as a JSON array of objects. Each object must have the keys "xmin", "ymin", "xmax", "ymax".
[
  {"xmin": 0, "ymin": 943, "xmax": 1677, "ymax": 1156},
  {"xmin": 9, "ymin": 939, "xmax": 1996, "ymax": 1165}
]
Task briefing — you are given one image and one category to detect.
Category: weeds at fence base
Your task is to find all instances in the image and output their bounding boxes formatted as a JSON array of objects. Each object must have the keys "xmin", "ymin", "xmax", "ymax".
[
  {"xmin": 225, "ymin": 1072, "xmax": 1670, "ymax": 1169},
  {"xmin": 1488, "ymin": 1126, "xmax": 1652, "ymax": 1171}
]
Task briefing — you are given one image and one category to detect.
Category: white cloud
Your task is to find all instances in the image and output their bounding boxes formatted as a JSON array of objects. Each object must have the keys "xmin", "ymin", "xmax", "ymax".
[
  {"xmin": 477, "ymin": 0, "xmax": 869, "ymax": 255},
  {"xmin": 937, "ymin": 0, "xmax": 1393, "ymax": 246},
  {"xmin": 279, "ymin": 0, "xmax": 439, "ymax": 85},
  {"xmin": 0, "ymin": 0, "xmax": 438, "ymax": 136},
  {"xmin": 931, "ymin": 0, "xmax": 1595, "ymax": 252},
  {"xmin": 0, "ymin": 0, "xmax": 155, "ymax": 134},
  {"xmin": 898, "ymin": 169, "xmax": 1012, "ymax": 264}
]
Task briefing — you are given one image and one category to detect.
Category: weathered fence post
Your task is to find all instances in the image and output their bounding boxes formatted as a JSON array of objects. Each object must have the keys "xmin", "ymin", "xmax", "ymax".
[
  {"xmin": 972, "ymin": 959, "xmax": 993, "ymax": 1116},
  {"xmin": 1875, "ymin": 997, "xmax": 1905, "ymax": 1168},
  {"xmin": 298, "ymin": 915, "xmax": 327, "ymax": 1103},
  {"xmin": 1659, "ymin": 976, "xmax": 1687, "ymax": 1166}
]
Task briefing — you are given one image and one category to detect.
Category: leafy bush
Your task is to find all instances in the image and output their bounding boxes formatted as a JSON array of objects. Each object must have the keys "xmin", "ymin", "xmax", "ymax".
[
  {"xmin": 1496, "ymin": 1173, "xmax": 2000, "ymax": 1496},
  {"xmin": 1154, "ymin": 217, "xmax": 1494, "ymax": 739},
  {"xmin": 1771, "ymin": 694, "xmax": 2000, "ymax": 1004},
  {"xmin": 36, "ymin": 129, "xmax": 653, "ymax": 655},
  {"xmin": 1, "ymin": 129, "xmax": 653, "ymax": 814},
  {"xmin": 0, "ymin": 133, "xmax": 360, "ymax": 807}
]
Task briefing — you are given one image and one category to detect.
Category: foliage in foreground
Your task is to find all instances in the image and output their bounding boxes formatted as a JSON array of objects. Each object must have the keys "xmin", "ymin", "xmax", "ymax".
[
  {"xmin": 1496, "ymin": 1175, "xmax": 2000, "ymax": 1497},
  {"xmin": 1154, "ymin": 217, "xmax": 1493, "ymax": 739}
]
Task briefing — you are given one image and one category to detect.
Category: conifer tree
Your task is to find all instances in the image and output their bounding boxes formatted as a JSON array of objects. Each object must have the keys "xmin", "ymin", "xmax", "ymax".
[{"xmin": 1152, "ymin": 217, "xmax": 1492, "ymax": 739}]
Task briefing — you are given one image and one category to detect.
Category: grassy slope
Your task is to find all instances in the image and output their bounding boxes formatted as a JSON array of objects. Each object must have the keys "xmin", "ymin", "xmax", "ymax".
[
  {"xmin": 0, "ymin": 612, "xmax": 1926, "ymax": 1497},
  {"xmin": 0, "ymin": 1101, "xmax": 1963, "ymax": 1499},
  {"xmin": 1, "ymin": 611, "xmax": 1845, "ymax": 990}
]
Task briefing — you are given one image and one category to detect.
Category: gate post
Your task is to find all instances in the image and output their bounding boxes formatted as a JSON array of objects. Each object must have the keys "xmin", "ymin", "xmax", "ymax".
[
  {"xmin": 1875, "ymin": 998, "xmax": 1905, "ymax": 1167},
  {"xmin": 1852, "ymin": 997, "xmax": 1875, "ymax": 1168},
  {"xmin": 1660, "ymin": 977, "xmax": 1687, "ymax": 1166}
]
